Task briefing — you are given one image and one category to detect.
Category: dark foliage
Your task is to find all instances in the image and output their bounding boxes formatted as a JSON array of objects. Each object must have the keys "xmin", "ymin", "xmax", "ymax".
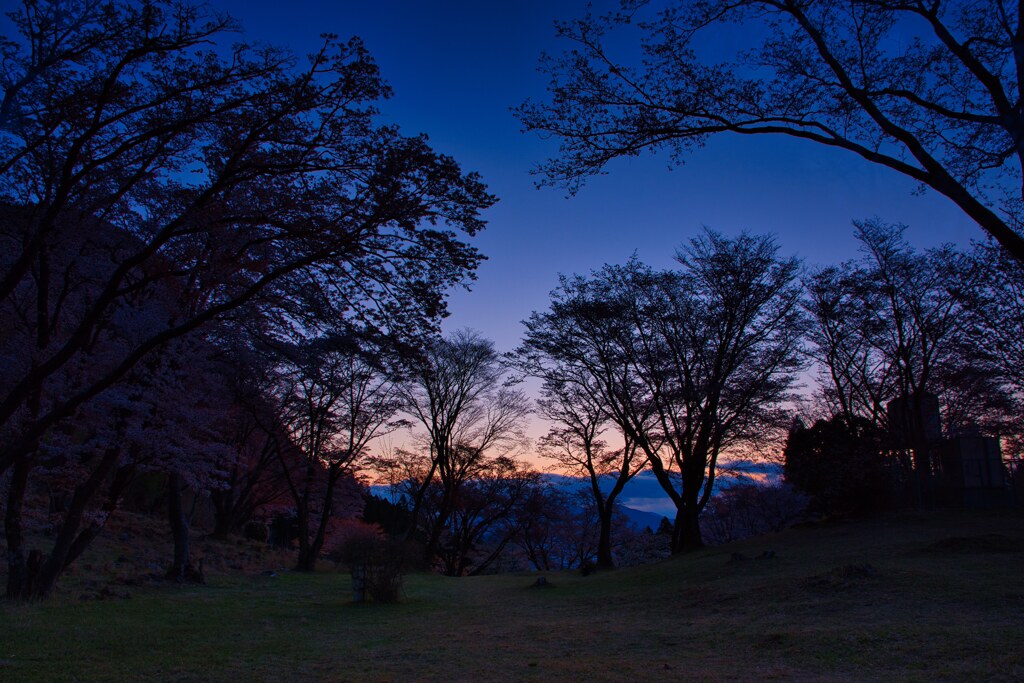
[
  {"xmin": 268, "ymin": 514, "xmax": 300, "ymax": 549},
  {"xmin": 339, "ymin": 530, "xmax": 409, "ymax": 603},
  {"xmin": 361, "ymin": 493, "xmax": 413, "ymax": 537},
  {"xmin": 784, "ymin": 417, "xmax": 892, "ymax": 515},
  {"xmin": 243, "ymin": 521, "xmax": 269, "ymax": 544}
]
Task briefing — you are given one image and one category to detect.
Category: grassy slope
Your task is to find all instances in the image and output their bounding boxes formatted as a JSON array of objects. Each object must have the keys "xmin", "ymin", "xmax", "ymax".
[{"xmin": 1, "ymin": 509, "xmax": 1022, "ymax": 682}]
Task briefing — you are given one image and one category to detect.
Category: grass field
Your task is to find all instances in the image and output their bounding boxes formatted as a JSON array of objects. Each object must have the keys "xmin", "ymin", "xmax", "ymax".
[{"xmin": 2, "ymin": 509, "xmax": 1022, "ymax": 681}]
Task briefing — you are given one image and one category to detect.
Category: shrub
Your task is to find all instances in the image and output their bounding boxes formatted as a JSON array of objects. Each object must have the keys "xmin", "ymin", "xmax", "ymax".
[
  {"xmin": 243, "ymin": 521, "xmax": 269, "ymax": 543},
  {"xmin": 784, "ymin": 416, "xmax": 891, "ymax": 515},
  {"xmin": 338, "ymin": 529, "xmax": 409, "ymax": 604}
]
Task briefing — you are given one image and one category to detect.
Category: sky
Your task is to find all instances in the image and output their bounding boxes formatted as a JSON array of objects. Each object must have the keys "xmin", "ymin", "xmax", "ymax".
[
  {"xmin": 217, "ymin": 0, "xmax": 979, "ymax": 352},
  {"xmin": 217, "ymin": 0, "xmax": 981, "ymax": 450}
]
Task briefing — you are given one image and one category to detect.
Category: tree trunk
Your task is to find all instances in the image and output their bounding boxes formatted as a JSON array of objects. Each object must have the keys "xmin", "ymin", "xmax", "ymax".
[
  {"xmin": 166, "ymin": 472, "xmax": 195, "ymax": 582},
  {"xmin": 297, "ymin": 465, "xmax": 339, "ymax": 573},
  {"xmin": 210, "ymin": 489, "xmax": 237, "ymax": 539},
  {"xmin": 669, "ymin": 499, "xmax": 705, "ymax": 554},
  {"xmin": 35, "ymin": 449, "xmax": 124, "ymax": 598},
  {"xmin": 681, "ymin": 504, "xmax": 704, "ymax": 552},
  {"xmin": 424, "ymin": 510, "xmax": 450, "ymax": 568},
  {"xmin": 670, "ymin": 508, "xmax": 684, "ymax": 554},
  {"xmin": 595, "ymin": 507, "xmax": 615, "ymax": 569},
  {"xmin": 294, "ymin": 497, "xmax": 316, "ymax": 572},
  {"xmin": 404, "ymin": 460, "xmax": 439, "ymax": 548},
  {"xmin": 5, "ymin": 456, "xmax": 33, "ymax": 599},
  {"xmin": 679, "ymin": 494, "xmax": 705, "ymax": 552},
  {"xmin": 467, "ymin": 532, "xmax": 514, "ymax": 576},
  {"xmin": 423, "ymin": 479, "xmax": 457, "ymax": 566}
]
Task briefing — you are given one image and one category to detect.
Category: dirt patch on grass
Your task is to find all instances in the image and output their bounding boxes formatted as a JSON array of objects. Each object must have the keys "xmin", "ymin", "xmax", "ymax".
[
  {"xmin": 802, "ymin": 563, "xmax": 880, "ymax": 592},
  {"xmin": 922, "ymin": 534, "xmax": 1024, "ymax": 554}
]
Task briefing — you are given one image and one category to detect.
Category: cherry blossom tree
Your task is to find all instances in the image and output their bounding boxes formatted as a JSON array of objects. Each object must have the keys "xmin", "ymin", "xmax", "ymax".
[{"xmin": 0, "ymin": 0, "xmax": 491, "ymax": 599}]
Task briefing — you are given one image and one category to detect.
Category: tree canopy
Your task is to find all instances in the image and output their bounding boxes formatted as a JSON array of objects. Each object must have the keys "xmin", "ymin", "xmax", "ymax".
[
  {"xmin": 0, "ymin": 0, "xmax": 492, "ymax": 599},
  {"xmin": 518, "ymin": 0, "xmax": 1024, "ymax": 261},
  {"xmin": 518, "ymin": 231, "xmax": 805, "ymax": 551}
]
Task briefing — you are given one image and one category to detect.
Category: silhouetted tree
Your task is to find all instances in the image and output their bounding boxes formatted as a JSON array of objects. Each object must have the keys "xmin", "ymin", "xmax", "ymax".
[
  {"xmin": 805, "ymin": 262, "xmax": 895, "ymax": 432},
  {"xmin": 0, "ymin": 0, "xmax": 491, "ymax": 599},
  {"xmin": 399, "ymin": 330, "xmax": 530, "ymax": 564},
  {"xmin": 700, "ymin": 483, "xmax": 809, "ymax": 544},
  {"xmin": 433, "ymin": 457, "xmax": 537, "ymax": 577},
  {"xmin": 520, "ymin": 232, "xmax": 805, "ymax": 552},
  {"xmin": 13, "ymin": 330, "xmax": 232, "ymax": 596},
  {"xmin": 360, "ymin": 492, "xmax": 413, "ymax": 537},
  {"xmin": 267, "ymin": 333, "xmax": 403, "ymax": 572},
  {"xmin": 956, "ymin": 241, "xmax": 1024, "ymax": 454},
  {"xmin": 804, "ymin": 221, "xmax": 1013, "ymax": 499},
  {"xmin": 208, "ymin": 369, "xmax": 293, "ymax": 540},
  {"xmin": 518, "ymin": 0, "xmax": 1024, "ymax": 261},
  {"xmin": 512, "ymin": 483, "xmax": 601, "ymax": 571},
  {"xmin": 516, "ymin": 353, "xmax": 645, "ymax": 568}
]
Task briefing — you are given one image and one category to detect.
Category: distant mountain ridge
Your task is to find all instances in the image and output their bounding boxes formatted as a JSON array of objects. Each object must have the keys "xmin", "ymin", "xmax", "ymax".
[
  {"xmin": 618, "ymin": 505, "xmax": 665, "ymax": 531},
  {"xmin": 368, "ymin": 461, "xmax": 783, "ymax": 531},
  {"xmin": 544, "ymin": 461, "xmax": 783, "ymax": 522}
]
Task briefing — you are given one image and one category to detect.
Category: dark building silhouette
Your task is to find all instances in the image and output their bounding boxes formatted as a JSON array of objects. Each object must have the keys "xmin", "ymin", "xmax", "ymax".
[
  {"xmin": 936, "ymin": 429, "xmax": 1007, "ymax": 508},
  {"xmin": 885, "ymin": 394, "xmax": 1008, "ymax": 508}
]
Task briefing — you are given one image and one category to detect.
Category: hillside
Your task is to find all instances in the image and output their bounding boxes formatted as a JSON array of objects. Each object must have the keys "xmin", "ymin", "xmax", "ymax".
[{"xmin": 1, "ymin": 509, "xmax": 1022, "ymax": 681}]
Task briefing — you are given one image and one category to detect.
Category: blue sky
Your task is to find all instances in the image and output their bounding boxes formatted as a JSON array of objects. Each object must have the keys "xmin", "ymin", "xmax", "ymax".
[{"xmin": 219, "ymin": 0, "xmax": 979, "ymax": 359}]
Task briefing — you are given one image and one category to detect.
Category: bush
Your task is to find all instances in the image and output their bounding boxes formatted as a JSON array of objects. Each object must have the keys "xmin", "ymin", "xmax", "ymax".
[
  {"xmin": 243, "ymin": 521, "xmax": 269, "ymax": 543},
  {"xmin": 784, "ymin": 416, "xmax": 891, "ymax": 515},
  {"xmin": 268, "ymin": 513, "xmax": 299, "ymax": 549},
  {"xmin": 339, "ymin": 529, "xmax": 409, "ymax": 604}
]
